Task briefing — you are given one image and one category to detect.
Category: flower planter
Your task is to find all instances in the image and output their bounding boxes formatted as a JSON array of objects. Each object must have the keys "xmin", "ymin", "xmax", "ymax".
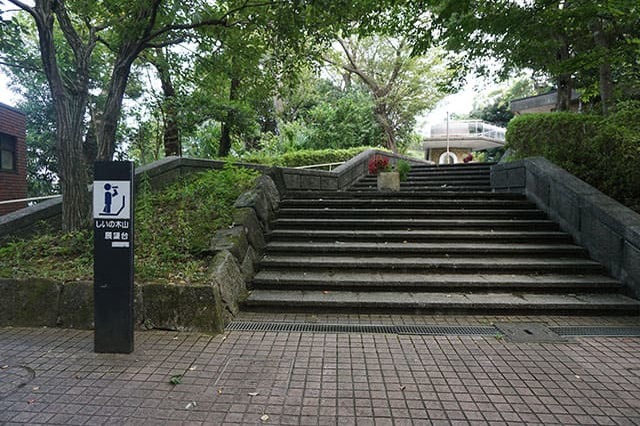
[{"xmin": 377, "ymin": 171, "xmax": 400, "ymax": 191}]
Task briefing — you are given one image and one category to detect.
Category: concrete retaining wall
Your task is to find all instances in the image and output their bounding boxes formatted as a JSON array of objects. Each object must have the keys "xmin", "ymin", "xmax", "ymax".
[
  {"xmin": 492, "ymin": 157, "xmax": 640, "ymax": 297},
  {"xmin": 0, "ymin": 150, "xmax": 429, "ymax": 332}
]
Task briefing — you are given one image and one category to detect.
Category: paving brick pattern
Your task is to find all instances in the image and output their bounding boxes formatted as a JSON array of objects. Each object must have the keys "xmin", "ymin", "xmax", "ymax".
[{"xmin": 1, "ymin": 323, "xmax": 640, "ymax": 425}]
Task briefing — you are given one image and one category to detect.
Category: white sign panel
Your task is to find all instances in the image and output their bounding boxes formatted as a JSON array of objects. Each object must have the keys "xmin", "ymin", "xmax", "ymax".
[{"xmin": 93, "ymin": 180, "xmax": 131, "ymax": 220}]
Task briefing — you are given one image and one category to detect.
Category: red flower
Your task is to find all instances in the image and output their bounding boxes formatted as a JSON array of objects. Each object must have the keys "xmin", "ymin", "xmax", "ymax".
[{"xmin": 368, "ymin": 155, "xmax": 390, "ymax": 175}]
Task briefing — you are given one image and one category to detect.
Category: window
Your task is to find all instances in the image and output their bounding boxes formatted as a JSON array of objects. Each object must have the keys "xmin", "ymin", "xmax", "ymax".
[{"xmin": 0, "ymin": 133, "xmax": 16, "ymax": 171}]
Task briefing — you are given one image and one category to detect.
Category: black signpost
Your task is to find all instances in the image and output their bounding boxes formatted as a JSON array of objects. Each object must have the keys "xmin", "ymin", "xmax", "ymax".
[{"xmin": 93, "ymin": 161, "xmax": 134, "ymax": 353}]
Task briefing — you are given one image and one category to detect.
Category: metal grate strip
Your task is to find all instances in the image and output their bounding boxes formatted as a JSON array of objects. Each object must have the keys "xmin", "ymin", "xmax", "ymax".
[
  {"xmin": 227, "ymin": 322, "xmax": 640, "ymax": 337},
  {"xmin": 226, "ymin": 321, "xmax": 497, "ymax": 336},
  {"xmin": 395, "ymin": 325, "xmax": 497, "ymax": 336},
  {"xmin": 551, "ymin": 326, "xmax": 640, "ymax": 337}
]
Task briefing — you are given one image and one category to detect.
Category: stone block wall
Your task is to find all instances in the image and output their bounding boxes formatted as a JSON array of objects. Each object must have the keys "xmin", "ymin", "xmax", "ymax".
[
  {"xmin": 0, "ymin": 103, "xmax": 27, "ymax": 215},
  {"xmin": 492, "ymin": 157, "xmax": 640, "ymax": 298},
  {"xmin": 0, "ymin": 151, "xmax": 430, "ymax": 332}
]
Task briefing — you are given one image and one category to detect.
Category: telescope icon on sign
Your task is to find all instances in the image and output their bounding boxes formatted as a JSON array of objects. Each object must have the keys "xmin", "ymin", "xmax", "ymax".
[{"xmin": 100, "ymin": 183, "xmax": 126, "ymax": 216}]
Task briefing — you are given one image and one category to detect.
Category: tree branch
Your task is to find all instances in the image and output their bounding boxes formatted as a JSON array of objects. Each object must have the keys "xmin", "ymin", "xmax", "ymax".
[
  {"xmin": 52, "ymin": 0, "xmax": 85, "ymax": 55},
  {"xmin": 6, "ymin": 0, "xmax": 38, "ymax": 22},
  {"xmin": 143, "ymin": 0, "xmax": 280, "ymax": 44},
  {"xmin": 335, "ymin": 37, "xmax": 380, "ymax": 92},
  {"xmin": 0, "ymin": 59, "xmax": 43, "ymax": 73},
  {"xmin": 143, "ymin": 37, "xmax": 186, "ymax": 50}
]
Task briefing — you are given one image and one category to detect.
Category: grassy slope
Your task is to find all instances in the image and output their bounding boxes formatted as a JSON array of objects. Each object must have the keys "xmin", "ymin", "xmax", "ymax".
[{"xmin": 0, "ymin": 164, "xmax": 259, "ymax": 284}]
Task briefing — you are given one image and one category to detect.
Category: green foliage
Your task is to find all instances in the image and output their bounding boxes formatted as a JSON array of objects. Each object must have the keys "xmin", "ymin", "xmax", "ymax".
[
  {"xmin": 396, "ymin": 160, "xmax": 411, "ymax": 182},
  {"xmin": 302, "ymin": 89, "xmax": 384, "ymax": 150},
  {"xmin": 135, "ymin": 163, "xmax": 258, "ymax": 282},
  {"xmin": 0, "ymin": 164, "xmax": 259, "ymax": 283},
  {"xmin": 241, "ymin": 146, "xmax": 377, "ymax": 168},
  {"xmin": 506, "ymin": 110, "xmax": 640, "ymax": 211},
  {"xmin": 0, "ymin": 231, "xmax": 93, "ymax": 281}
]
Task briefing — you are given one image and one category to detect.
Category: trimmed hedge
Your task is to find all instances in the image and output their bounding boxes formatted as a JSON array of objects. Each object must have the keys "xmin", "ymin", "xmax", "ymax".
[
  {"xmin": 506, "ymin": 111, "xmax": 640, "ymax": 211},
  {"xmin": 240, "ymin": 146, "xmax": 383, "ymax": 168}
]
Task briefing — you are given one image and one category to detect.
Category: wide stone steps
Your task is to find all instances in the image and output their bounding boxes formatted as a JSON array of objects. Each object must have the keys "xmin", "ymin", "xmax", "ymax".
[
  {"xmin": 350, "ymin": 182, "xmax": 491, "ymax": 193},
  {"xmin": 244, "ymin": 162, "xmax": 640, "ymax": 315},
  {"xmin": 251, "ymin": 271, "xmax": 621, "ymax": 292},
  {"xmin": 277, "ymin": 208, "xmax": 548, "ymax": 220},
  {"xmin": 355, "ymin": 175, "xmax": 490, "ymax": 183},
  {"xmin": 279, "ymin": 198, "xmax": 537, "ymax": 209},
  {"xmin": 262, "ymin": 241, "xmax": 586, "ymax": 257},
  {"xmin": 258, "ymin": 255, "xmax": 605, "ymax": 274},
  {"xmin": 267, "ymin": 229, "xmax": 573, "ymax": 243},
  {"xmin": 271, "ymin": 218, "xmax": 558, "ymax": 231},
  {"xmin": 283, "ymin": 191, "xmax": 525, "ymax": 200},
  {"xmin": 245, "ymin": 290, "xmax": 640, "ymax": 314}
]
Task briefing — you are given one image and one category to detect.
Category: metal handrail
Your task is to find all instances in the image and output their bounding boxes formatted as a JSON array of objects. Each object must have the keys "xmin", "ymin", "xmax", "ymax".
[
  {"xmin": 295, "ymin": 161, "xmax": 345, "ymax": 171},
  {"xmin": 0, "ymin": 194, "xmax": 61, "ymax": 205}
]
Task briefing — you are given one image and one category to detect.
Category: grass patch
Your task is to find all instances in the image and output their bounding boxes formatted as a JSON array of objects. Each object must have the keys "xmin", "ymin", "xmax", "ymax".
[{"xmin": 0, "ymin": 163, "xmax": 259, "ymax": 284}]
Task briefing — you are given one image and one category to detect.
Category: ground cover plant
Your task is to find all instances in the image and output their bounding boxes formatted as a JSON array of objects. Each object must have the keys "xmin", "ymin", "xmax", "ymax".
[{"xmin": 0, "ymin": 164, "xmax": 258, "ymax": 284}]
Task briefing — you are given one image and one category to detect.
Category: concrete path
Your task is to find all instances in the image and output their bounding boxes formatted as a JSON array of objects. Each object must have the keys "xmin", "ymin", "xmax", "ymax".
[{"xmin": 1, "ymin": 315, "xmax": 640, "ymax": 425}]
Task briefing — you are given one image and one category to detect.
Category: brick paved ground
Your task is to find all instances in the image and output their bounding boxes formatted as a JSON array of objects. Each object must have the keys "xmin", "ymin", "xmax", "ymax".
[{"xmin": 1, "ymin": 316, "xmax": 640, "ymax": 425}]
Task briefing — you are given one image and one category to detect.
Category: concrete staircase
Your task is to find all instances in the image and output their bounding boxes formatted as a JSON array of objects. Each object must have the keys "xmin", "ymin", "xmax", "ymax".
[{"xmin": 244, "ymin": 163, "xmax": 640, "ymax": 314}]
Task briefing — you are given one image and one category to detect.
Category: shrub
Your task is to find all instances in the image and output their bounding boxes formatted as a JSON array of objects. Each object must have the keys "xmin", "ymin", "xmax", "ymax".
[
  {"xmin": 396, "ymin": 160, "xmax": 411, "ymax": 181},
  {"xmin": 506, "ymin": 110, "xmax": 640, "ymax": 211},
  {"xmin": 241, "ymin": 146, "xmax": 382, "ymax": 168}
]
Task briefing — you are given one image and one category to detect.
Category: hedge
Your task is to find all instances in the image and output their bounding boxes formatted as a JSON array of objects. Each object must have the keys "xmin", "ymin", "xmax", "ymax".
[
  {"xmin": 240, "ymin": 146, "xmax": 383, "ymax": 168},
  {"xmin": 506, "ymin": 111, "xmax": 640, "ymax": 211}
]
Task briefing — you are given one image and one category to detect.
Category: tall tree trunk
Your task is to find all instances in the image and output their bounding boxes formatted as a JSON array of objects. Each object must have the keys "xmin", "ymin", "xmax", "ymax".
[
  {"xmin": 374, "ymin": 103, "xmax": 397, "ymax": 153},
  {"xmin": 219, "ymin": 77, "xmax": 240, "ymax": 157},
  {"xmin": 590, "ymin": 19, "xmax": 615, "ymax": 115},
  {"xmin": 555, "ymin": 39, "xmax": 573, "ymax": 111},
  {"xmin": 29, "ymin": 0, "xmax": 92, "ymax": 231},
  {"xmin": 96, "ymin": 52, "xmax": 137, "ymax": 161},
  {"xmin": 153, "ymin": 50, "xmax": 181, "ymax": 156},
  {"xmin": 56, "ymin": 103, "xmax": 90, "ymax": 231}
]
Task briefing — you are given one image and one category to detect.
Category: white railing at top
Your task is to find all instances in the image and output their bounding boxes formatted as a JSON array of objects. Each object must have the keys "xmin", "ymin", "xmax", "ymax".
[
  {"xmin": 0, "ymin": 194, "xmax": 61, "ymax": 205},
  {"xmin": 428, "ymin": 120, "xmax": 506, "ymax": 142},
  {"xmin": 295, "ymin": 161, "xmax": 345, "ymax": 171}
]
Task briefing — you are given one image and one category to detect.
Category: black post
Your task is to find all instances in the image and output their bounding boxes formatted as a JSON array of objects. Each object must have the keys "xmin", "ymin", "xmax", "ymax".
[{"xmin": 93, "ymin": 161, "xmax": 134, "ymax": 353}]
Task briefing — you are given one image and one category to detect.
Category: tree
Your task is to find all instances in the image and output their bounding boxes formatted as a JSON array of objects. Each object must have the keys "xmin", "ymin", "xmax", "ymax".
[
  {"xmin": 325, "ymin": 36, "xmax": 452, "ymax": 152},
  {"xmin": 1, "ymin": 0, "xmax": 351, "ymax": 230},
  {"xmin": 416, "ymin": 0, "xmax": 640, "ymax": 114},
  {"xmin": 469, "ymin": 77, "xmax": 544, "ymax": 128}
]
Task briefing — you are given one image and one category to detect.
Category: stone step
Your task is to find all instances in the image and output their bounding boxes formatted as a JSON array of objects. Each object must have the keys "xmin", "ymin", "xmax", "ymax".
[
  {"xmin": 350, "ymin": 185, "xmax": 493, "ymax": 192},
  {"xmin": 348, "ymin": 186, "xmax": 494, "ymax": 192},
  {"xmin": 358, "ymin": 175, "xmax": 490, "ymax": 183},
  {"xmin": 263, "ymin": 241, "xmax": 586, "ymax": 257},
  {"xmin": 258, "ymin": 255, "xmax": 604, "ymax": 274},
  {"xmin": 244, "ymin": 290, "xmax": 640, "ymax": 314},
  {"xmin": 284, "ymin": 191, "xmax": 526, "ymax": 200},
  {"xmin": 271, "ymin": 218, "xmax": 558, "ymax": 231},
  {"xmin": 267, "ymin": 229, "xmax": 573, "ymax": 243},
  {"xmin": 279, "ymin": 199, "xmax": 537, "ymax": 209},
  {"xmin": 410, "ymin": 163, "xmax": 495, "ymax": 170},
  {"xmin": 251, "ymin": 270, "xmax": 621, "ymax": 292},
  {"xmin": 277, "ymin": 208, "xmax": 547, "ymax": 220}
]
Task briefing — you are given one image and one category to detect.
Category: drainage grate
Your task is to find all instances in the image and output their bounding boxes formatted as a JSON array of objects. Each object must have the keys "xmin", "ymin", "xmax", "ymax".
[
  {"xmin": 227, "ymin": 322, "xmax": 640, "ymax": 337},
  {"xmin": 550, "ymin": 326, "xmax": 640, "ymax": 337},
  {"xmin": 395, "ymin": 325, "xmax": 497, "ymax": 336},
  {"xmin": 226, "ymin": 321, "xmax": 497, "ymax": 336}
]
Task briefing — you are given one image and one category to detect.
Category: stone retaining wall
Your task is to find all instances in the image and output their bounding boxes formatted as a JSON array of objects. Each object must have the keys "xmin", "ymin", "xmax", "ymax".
[
  {"xmin": 492, "ymin": 157, "xmax": 640, "ymax": 298},
  {"xmin": 0, "ymin": 150, "xmax": 429, "ymax": 332}
]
